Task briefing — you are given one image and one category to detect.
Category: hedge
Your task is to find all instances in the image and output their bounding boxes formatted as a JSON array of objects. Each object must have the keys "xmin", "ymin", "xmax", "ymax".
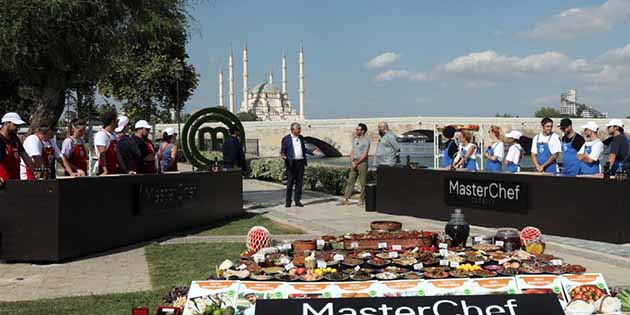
[{"xmin": 249, "ymin": 158, "xmax": 350, "ymax": 195}]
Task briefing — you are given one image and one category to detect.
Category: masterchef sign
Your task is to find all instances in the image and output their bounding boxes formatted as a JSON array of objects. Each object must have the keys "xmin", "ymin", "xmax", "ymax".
[
  {"xmin": 256, "ymin": 294, "xmax": 563, "ymax": 315},
  {"xmin": 444, "ymin": 177, "xmax": 528, "ymax": 211}
]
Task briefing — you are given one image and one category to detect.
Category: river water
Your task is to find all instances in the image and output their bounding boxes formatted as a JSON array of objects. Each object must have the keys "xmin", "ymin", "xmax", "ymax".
[{"xmin": 311, "ymin": 142, "xmax": 537, "ymax": 170}]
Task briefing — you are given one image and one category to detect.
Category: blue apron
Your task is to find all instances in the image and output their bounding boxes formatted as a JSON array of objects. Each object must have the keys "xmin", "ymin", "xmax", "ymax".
[
  {"xmin": 561, "ymin": 135, "xmax": 579, "ymax": 177},
  {"xmin": 441, "ymin": 141, "xmax": 455, "ymax": 168},
  {"xmin": 609, "ymin": 136, "xmax": 630, "ymax": 174},
  {"xmin": 485, "ymin": 143, "xmax": 503, "ymax": 172},
  {"xmin": 506, "ymin": 145, "xmax": 522, "ymax": 173},
  {"xmin": 536, "ymin": 134, "xmax": 557, "ymax": 174},
  {"xmin": 579, "ymin": 144, "xmax": 600, "ymax": 175},
  {"xmin": 460, "ymin": 145, "xmax": 477, "ymax": 171}
]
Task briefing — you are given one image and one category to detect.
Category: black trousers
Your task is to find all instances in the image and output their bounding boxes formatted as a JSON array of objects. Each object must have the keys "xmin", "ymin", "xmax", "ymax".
[{"xmin": 286, "ymin": 159, "xmax": 305, "ymax": 203}]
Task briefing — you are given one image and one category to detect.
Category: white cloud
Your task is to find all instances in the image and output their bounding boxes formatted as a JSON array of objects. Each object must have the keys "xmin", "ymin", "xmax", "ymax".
[
  {"xmin": 441, "ymin": 50, "xmax": 589, "ymax": 74},
  {"xmin": 373, "ymin": 70, "xmax": 431, "ymax": 81},
  {"xmin": 581, "ymin": 64, "xmax": 630, "ymax": 84},
  {"xmin": 374, "ymin": 70, "xmax": 410, "ymax": 81},
  {"xmin": 597, "ymin": 43, "xmax": 630, "ymax": 64},
  {"xmin": 366, "ymin": 52, "xmax": 400, "ymax": 69},
  {"xmin": 525, "ymin": 0, "xmax": 630, "ymax": 40}
]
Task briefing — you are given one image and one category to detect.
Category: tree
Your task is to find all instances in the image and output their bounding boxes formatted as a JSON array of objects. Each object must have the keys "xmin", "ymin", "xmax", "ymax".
[
  {"xmin": 99, "ymin": 0, "xmax": 199, "ymax": 124},
  {"xmin": 236, "ymin": 111, "xmax": 259, "ymax": 122},
  {"xmin": 0, "ymin": 1, "xmax": 199, "ymax": 128},
  {"xmin": 534, "ymin": 107, "xmax": 562, "ymax": 118},
  {"xmin": 0, "ymin": 1, "xmax": 136, "ymax": 127}
]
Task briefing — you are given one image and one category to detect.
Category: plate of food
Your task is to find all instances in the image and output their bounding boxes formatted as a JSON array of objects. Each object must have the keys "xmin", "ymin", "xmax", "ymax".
[
  {"xmin": 382, "ymin": 266, "xmax": 408, "ymax": 274},
  {"xmin": 543, "ymin": 265, "xmax": 564, "ymax": 275},
  {"xmin": 519, "ymin": 261, "xmax": 543, "ymax": 274},
  {"xmin": 497, "ymin": 267, "xmax": 519, "ymax": 276},
  {"xmin": 483, "ymin": 264, "xmax": 501, "ymax": 271},
  {"xmin": 275, "ymin": 273, "xmax": 299, "ymax": 282},
  {"xmin": 350, "ymin": 270, "xmax": 374, "ymax": 281},
  {"xmin": 324, "ymin": 271, "xmax": 349, "ymax": 281},
  {"xmin": 562, "ymin": 264, "xmax": 586, "ymax": 274},
  {"xmin": 473, "ymin": 270, "xmax": 498, "ymax": 278},
  {"xmin": 569, "ymin": 285, "xmax": 606, "ymax": 303},
  {"xmin": 423, "ymin": 270, "xmax": 449, "ymax": 279},
  {"xmin": 367, "ymin": 258, "xmax": 391, "ymax": 267},
  {"xmin": 449, "ymin": 269, "xmax": 473, "ymax": 278},
  {"xmin": 402, "ymin": 272, "xmax": 423, "ymax": 279},
  {"xmin": 249, "ymin": 272, "xmax": 273, "ymax": 281},
  {"xmin": 376, "ymin": 272, "xmax": 400, "ymax": 280},
  {"xmin": 342, "ymin": 256, "xmax": 364, "ymax": 266},
  {"xmin": 473, "ymin": 244, "xmax": 503, "ymax": 252},
  {"xmin": 299, "ymin": 273, "xmax": 324, "ymax": 282},
  {"xmin": 376, "ymin": 252, "xmax": 398, "ymax": 260},
  {"xmin": 393, "ymin": 257, "xmax": 417, "ymax": 267}
]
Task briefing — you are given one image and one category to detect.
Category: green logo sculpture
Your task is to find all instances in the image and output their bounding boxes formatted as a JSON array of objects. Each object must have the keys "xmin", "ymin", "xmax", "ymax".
[{"xmin": 181, "ymin": 107, "xmax": 245, "ymax": 169}]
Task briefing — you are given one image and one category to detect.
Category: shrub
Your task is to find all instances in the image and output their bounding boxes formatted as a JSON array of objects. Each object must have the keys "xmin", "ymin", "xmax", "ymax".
[
  {"xmin": 249, "ymin": 158, "xmax": 286, "ymax": 181},
  {"xmin": 249, "ymin": 158, "xmax": 350, "ymax": 196}
]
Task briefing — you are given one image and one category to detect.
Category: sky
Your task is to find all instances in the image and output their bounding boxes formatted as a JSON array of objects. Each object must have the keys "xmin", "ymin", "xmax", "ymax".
[{"xmin": 184, "ymin": 0, "xmax": 630, "ymax": 119}]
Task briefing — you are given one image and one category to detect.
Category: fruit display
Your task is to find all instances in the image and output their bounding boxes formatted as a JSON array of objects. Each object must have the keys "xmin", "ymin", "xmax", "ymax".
[{"xmin": 246, "ymin": 226, "xmax": 270, "ymax": 253}]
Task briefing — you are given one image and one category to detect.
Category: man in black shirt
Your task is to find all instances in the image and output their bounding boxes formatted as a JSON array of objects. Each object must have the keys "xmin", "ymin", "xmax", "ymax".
[
  {"xmin": 605, "ymin": 119, "xmax": 629, "ymax": 174},
  {"xmin": 222, "ymin": 126, "xmax": 246, "ymax": 171},
  {"xmin": 130, "ymin": 120, "xmax": 154, "ymax": 174},
  {"xmin": 559, "ymin": 118, "xmax": 585, "ymax": 176}
]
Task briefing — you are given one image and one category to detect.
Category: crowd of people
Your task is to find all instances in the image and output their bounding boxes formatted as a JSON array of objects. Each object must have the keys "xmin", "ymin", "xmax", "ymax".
[
  {"xmin": 0, "ymin": 110, "xmax": 180, "ymax": 187},
  {"xmin": 441, "ymin": 117, "xmax": 630, "ymax": 176}
]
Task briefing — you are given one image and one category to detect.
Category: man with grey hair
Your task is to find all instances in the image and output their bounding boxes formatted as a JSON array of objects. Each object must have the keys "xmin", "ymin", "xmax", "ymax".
[
  {"xmin": 280, "ymin": 122, "xmax": 320, "ymax": 207},
  {"xmin": 374, "ymin": 121, "xmax": 400, "ymax": 167}
]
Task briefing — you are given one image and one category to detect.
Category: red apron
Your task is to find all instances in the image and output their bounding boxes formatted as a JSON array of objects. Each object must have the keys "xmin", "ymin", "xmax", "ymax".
[
  {"xmin": 0, "ymin": 137, "xmax": 21, "ymax": 181},
  {"xmin": 26, "ymin": 138, "xmax": 55, "ymax": 180},
  {"xmin": 68, "ymin": 138, "xmax": 88, "ymax": 174},
  {"xmin": 98, "ymin": 138, "xmax": 118, "ymax": 175},
  {"xmin": 144, "ymin": 140, "xmax": 156, "ymax": 174}
]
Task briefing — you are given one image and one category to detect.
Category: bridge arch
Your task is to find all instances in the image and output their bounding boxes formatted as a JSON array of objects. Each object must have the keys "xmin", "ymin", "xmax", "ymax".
[
  {"xmin": 399, "ymin": 129, "xmax": 434, "ymax": 142},
  {"xmin": 303, "ymin": 136, "xmax": 342, "ymax": 157}
]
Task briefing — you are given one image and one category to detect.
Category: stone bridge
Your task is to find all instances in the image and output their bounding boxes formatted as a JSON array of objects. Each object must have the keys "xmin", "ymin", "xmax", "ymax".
[{"xmin": 158, "ymin": 116, "xmax": 625, "ymax": 158}]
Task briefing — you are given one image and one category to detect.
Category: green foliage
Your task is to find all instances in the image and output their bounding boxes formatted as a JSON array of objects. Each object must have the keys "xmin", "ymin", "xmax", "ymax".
[
  {"xmin": 236, "ymin": 111, "xmax": 259, "ymax": 122},
  {"xmin": 249, "ymin": 158, "xmax": 286, "ymax": 181},
  {"xmin": 534, "ymin": 106, "xmax": 562, "ymax": 118},
  {"xmin": 249, "ymin": 158, "xmax": 350, "ymax": 196},
  {"xmin": 0, "ymin": 0, "xmax": 199, "ymax": 127}
]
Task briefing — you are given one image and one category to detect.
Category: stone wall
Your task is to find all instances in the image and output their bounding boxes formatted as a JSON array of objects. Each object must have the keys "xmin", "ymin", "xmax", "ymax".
[{"xmin": 157, "ymin": 116, "xmax": 626, "ymax": 158}]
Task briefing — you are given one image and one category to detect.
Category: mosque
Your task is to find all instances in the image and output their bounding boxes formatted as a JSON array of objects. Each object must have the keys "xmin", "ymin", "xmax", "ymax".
[{"xmin": 218, "ymin": 44, "xmax": 304, "ymax": 121}]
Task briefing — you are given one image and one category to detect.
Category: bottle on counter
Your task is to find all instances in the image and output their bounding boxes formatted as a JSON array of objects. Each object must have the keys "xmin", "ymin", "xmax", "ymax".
[
  {"xmin": 211, "ymin": 157, "xmax": 220, "ymax": 173},
  {"xmin": 304, "ymin": 252, "xmax": 316, "ymax": 271},
  {"xmin": 603, "ymin": 162, "xmax": 611, "ymax": 180},
  {"xmin": 445, "ymin": 209, "xmax": 470, "ymax": 247},
  {"xmin": 494, "ymin": 228, "xmax": 522, "ymax": 252}
]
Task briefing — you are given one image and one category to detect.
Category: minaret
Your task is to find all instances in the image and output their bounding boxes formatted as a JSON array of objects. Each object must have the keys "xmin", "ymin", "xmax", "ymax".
[
  {"xmin": 242, "ymin": 44, "xmax": 249, "ymax": 112},
  {"xmin": 282, "ymin": 52, "xmax": 287, "ymax": 94},
  {"xmin": 228, "ymin": 47, "xmax": 235, "ymax": 112},
  {"xmin": 218, "ymin": 68, "xmax": 224, "ymax": 107},
  {"xmin": 299, "ymin": 43, "xmax": 305, "ymax": 120},
  {"xmin": 268, "ymin": 69, "xmax": 273, "ymax": 85}
]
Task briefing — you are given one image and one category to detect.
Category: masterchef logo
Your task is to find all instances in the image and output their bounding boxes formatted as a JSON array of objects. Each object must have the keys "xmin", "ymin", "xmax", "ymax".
[
  {"xmin": 444, "ymin": 178, "xmax": 528, "ymax": 211},
  {"xmin": 256, "ymin": 295, "xmax": 565, "ymax": 315}
]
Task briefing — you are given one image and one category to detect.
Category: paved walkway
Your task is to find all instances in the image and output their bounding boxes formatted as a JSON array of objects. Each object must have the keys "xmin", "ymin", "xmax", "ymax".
[{"xmin": 0, "ymin": 247, "xmax": 150, "ymax": 302}]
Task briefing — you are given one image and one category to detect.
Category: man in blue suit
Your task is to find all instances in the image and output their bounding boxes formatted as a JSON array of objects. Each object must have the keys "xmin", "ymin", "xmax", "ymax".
[
  {"xmin": 222, "ymin": 126, "xmax": 247, "ymax": 172},
  {"xmin": 280, "ymin": 122, "xmax": 319, "ymax": 207}
]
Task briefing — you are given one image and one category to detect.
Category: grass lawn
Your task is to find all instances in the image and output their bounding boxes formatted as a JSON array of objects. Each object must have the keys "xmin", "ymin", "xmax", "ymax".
[
  {"xmin": 196, "ymin": 213, "xmax": 304, "ymax": 236},
  {"xmin": 0, "ymin": 243, "xmax": 246, "ymax": 315}
]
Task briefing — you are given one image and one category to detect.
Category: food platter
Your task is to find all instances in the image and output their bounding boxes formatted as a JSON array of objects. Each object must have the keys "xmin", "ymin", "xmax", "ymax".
[{"xmin": 215, "ymin": 225, "xmax": 590, "ymax": 284}]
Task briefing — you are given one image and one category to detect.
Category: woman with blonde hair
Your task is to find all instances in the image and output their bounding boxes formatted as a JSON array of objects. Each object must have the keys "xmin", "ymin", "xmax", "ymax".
[
  {"xmin": 484, "ymin": 125, "xmax": 504, "ymax": 172},
  {"xmin": 454, "ymin": 131, "xmax": 478, "ymax": 171}
]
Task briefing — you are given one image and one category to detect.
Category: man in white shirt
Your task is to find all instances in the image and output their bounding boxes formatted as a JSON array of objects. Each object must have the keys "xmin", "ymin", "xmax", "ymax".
[
  {"xmin": 577, "ymin": 121, "xmax": 604, "ymax": 175},
  {"xmin": 530, "ymin": 117, "xmax": 562, "ymax": 173},
  {"xmin": 280, "ymin": 122, "xmax": 321, "ymax": 207},
  {"xmin": 21, "ymin": 125, "xmax": 66, "ymax": 179},
  {"xmin": 93, "ymin": 111, "xmax": 120, "ymax": 175}
]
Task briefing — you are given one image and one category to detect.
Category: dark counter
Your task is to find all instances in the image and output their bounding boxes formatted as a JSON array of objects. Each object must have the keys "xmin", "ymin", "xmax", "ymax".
[
  {"xmin": 375, "ymin": 167, "xmax": 629, "ymax": 244},
  {"xmin": 0, "ymin": 171, "xmax": 243, "ymax": 262}
]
